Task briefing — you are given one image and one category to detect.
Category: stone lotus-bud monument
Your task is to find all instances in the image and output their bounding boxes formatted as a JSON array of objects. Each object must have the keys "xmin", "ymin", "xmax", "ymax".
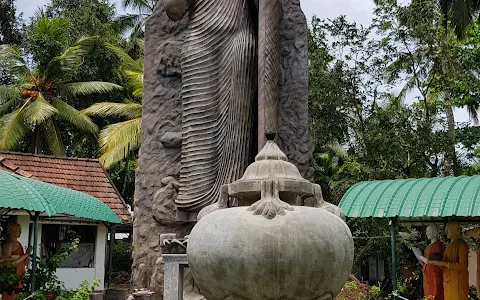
[
  {"xmin": 133, "ymin": 0, "xmax": 339, "ymax": 297},
  {"xmin": 187, "ymin": 135, "xmax": 354, "ymax": 300}
]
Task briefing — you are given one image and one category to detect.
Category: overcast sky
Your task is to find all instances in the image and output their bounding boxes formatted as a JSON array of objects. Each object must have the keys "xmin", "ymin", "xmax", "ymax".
[
  {"xmin": 15, "ymin": 0, "xmax": 473, "ymax": 123},
  {"xmin": 17, "ymin": 0, "xmax": 375, "ymax": 25}
]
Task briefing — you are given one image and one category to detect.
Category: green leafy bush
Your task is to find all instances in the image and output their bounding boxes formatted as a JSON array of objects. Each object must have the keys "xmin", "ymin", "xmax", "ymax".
[{"xmin": 106, "ymin": 239, "xmax": 132, "ymax": 284}]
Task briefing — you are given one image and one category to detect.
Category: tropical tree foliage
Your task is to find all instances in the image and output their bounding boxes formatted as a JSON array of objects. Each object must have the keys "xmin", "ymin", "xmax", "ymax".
[
  {"xmin": 83, "ymin": 43, "xmax": 143, "ymax": 169},
  {"xmin": 309, "ymin": 1, "xmax": 480, "ymax": 293},
  {"xmin": 0, "ymin": 0, "xmax": 23, "ymax": 45},
  {"xmin": 116, "ymin": 0, "xmax": 158, "ymax": 41},
  {"xmin": 42, "ymin": 0, "xmax": 127, "ymax": 159},
  {"xmin": 436, "ymin": 0, "xmax": 480, "ymax": 38},
  {"xmin": 0, "ymin": 13, "xmax": 122, "ymax": 155},
  {"xmin": 374, "ymin": 0, "xmax": 480, "ymax": 175}
]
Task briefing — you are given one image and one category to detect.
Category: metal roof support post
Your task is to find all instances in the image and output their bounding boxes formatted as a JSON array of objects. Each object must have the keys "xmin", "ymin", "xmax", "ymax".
[
  {"xmin": 390, "ymin": 217, "xmax": 397, "ymax": 299},
  {"xmin": 31, "ymin": 211, "xmax": 40, "ymax": 293},
  {"xmin": 107, "ymin": 225, "xmax": 115, "ymax": 289}
]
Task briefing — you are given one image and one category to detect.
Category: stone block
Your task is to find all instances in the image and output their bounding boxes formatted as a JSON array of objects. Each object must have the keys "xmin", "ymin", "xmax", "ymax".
[
  {"xmin": 162, "ymin": 254, "xmax": 188, "ymax": 300},
  {"xmin": 90, "ymin": 292, "xmax": 105, "ymax": 300},
  {"xmin": 105, "ymin": 289, "xmax": 130, "ymax": 300}
]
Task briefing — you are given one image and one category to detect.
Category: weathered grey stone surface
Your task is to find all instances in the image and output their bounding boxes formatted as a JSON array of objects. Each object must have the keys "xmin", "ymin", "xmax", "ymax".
[
  {"xmin": 162, "ymin": 254, "xmax": 188, "ymax": 300},
  {"xmin": 173, "ymin": 0, "xmax": 257, "ymax": 213},
  {"xmin": 257, "ymin": 0, "xmax": 281, "ymax": 147},
  {"xmin": 189, "ymin": 206, "xmax": 354, "ymax": 300},
  {"xmin": 277, "ymin": 0, "xmax": 312, "ymax": 179},
  {"xmin": 132, "ymin": 3, "xmax": 193, "ymax": 299},
  {"xmin": 187, "ymin": 140, "xmax": 354, "ymax": 300},
  {"xmin": 105, "ymin": 289, "xmax": 129, "ymax": 300},
  {"xmin": 161, "ymin": 253, "xmax": 205, "ymax": 300},
  {"xmin": 134, "ymin": 0, "xmax": 311, "ymax": 298}
]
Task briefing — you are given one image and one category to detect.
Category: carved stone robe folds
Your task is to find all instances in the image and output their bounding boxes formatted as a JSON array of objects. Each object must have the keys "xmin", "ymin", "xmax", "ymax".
[{"xmin": 176, "ymin": 0, "xmax": 257, "ymax": 211}]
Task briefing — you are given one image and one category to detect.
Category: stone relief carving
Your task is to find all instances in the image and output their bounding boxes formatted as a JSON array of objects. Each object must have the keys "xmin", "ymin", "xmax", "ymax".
[
  {"xmin": 167, "ymin": 0, "xmax": 258, "ymax": 212},
  {"xmin": 134, "ymin": 0, "xmax": 311, "ymax": 297}
]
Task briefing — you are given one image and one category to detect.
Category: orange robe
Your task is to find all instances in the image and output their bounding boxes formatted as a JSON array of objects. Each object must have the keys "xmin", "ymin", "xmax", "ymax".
[
  {"xmin": 2, "ymin": 242, "xmax": 26, "ymax": 300},
  {"xmin": 423, "ymin": 240, "xmax": 444, "ymax": 300},
  {"xmin": 442, "ymin": 239, "xmax": 469, "ymax": 300}
]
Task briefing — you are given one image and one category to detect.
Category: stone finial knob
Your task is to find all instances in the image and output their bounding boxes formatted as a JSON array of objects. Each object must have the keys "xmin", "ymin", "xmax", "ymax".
[
  {"xmin": 265, "ymin": 132, "xmax": 276, "ymax": 141},
  {"xmin": 165, "ymin": 0, "xmax": 187, "ymax": 21}
]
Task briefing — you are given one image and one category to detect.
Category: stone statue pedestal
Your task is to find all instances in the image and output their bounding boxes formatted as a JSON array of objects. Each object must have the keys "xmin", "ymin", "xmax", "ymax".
[{"xmin": 162, "ymin": 254, "xmax": 188, "ymax": 300}]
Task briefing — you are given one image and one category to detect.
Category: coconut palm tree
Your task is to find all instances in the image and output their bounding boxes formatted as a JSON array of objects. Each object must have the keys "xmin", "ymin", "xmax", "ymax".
[
  {"xmin": 116, "ymin": 0, "xmax": 158, "ymax": 42},
  {"xmin": 0, "ymin": 14, "xmax": 123, "ymax": 156},
  {"xmin": 82, "ymin": 43, "xmax": 143, "ymax": 169},
  {"xmin": 437, "ymin": 0, "xmax": 480, "ymax": 38}
]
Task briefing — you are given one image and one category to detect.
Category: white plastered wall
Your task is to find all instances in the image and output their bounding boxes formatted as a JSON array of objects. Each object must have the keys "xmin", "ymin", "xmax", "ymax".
[
  {"xmin": 12, "ymin": 216, "xmax": 107, "ymax": 291},
  {"xmin": 55, "ymin": 223, "xmax": 107, "ymax": 290}
]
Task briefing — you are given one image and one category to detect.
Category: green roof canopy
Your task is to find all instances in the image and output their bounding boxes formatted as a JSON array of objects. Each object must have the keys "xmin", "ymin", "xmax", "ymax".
[
  {"xmin": 0, "ymin": 170, "xmax": 121, "ymax": 223},
  {"xmin": 339, "ymin": 176, "xmax": 480, "ymax": 223}
]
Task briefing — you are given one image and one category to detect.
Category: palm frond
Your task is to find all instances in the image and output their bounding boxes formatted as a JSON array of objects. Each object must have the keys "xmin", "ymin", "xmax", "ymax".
[
  {"xmin": 40, "ymin": 119, "xmax": 66, "ymax": 156},
  {"xmin": 58, "ymin": 81, "xmax": 123, "ymax": 97},
  {"xmin": 99, "ymin": 118, "xmax": 142, "ymax": 168},
  {"xmin": 125, "ymin": 70, "xmax": 143, "ymax": 99},
  {"xmin": 44, "ymin": 36, "xmax": 98, "ymax": 80},
  {"xmin": 82, "ymin": 102, "xmax": 142, "ymax": 119},
  {"xmin": 0, "ymin": 104, "xmax": 29, "ymax": 150},
  {"xmin": 32, "ymin": 10, "xmax": 71, "ymax": 41},
  {"xmin": 0, "ymin": 86, "xmax": 20, "ymax": 106},
  {"xmin": 105, "ymin": 43, "xmax": 144, "ymax": 73},
  {"xmin": 0, "ymin": 45, "xmax": 30, "ymax": 77},
  {"xmin": 126, "ymin": 70, "xmax": 144, "ymax": 84},
  {"xmin": 51, "ymin": 99, "xmax": 98, "ymax": 134},
  {"xmin": 450, "ymin": 0, "xmax": 476, "ymax": 38},
  {"xmin": 437, "ymin": 0, "xmax": 480, "ymax": 38},
  {"xmin": 122, "ymin": 0, "xmax": 156, "ymax": 13},
  {"xmin": 397, "ymin": 76, "xmax": 418, "ymax": 103},
  {"xmin": 130, "ymin": 16, "xmax": 149, "ymax": 39},
  {"xmin": 23, "ymin": 93, "xmax": 58, "ymax": 126},
  {"xmin": 0, "ymin": 97, "xmax": 21, "ymax": 116},
  {"xmin": 467, "ymin": 102, "xmax": 480, "ymax": 124},
  {"xmin": 114, "ymin": 14, "xmax": 142, "ymax": 35},
  {"xmin": 75, "ymin": 36, "xmax": 99, "ymax": 47},
  {"xmin": 99, "ymin": 141, "xmax": 134, "ymax": 169},
  {"xmin": 134, "ymin": 38, "xmax": 145, "ymax": 50},
  {"xmin": 132, "ymin": 87, "xmax": 143, "ymax": 99}
]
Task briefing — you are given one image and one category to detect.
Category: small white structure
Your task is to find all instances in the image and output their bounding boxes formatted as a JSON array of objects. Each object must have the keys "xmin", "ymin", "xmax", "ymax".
[
  {"xmin": 0, "ymin": 151, "xmax": 132, "ymax": 292},
  {"xmin": 3, "ymin": 213, "xmax": 107, "ymax": 290}
]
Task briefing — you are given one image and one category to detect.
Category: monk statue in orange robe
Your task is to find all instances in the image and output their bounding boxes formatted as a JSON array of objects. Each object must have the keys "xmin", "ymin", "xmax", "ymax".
[
  {"xmin": 429, "ymin": 222, "xmax": 469, "ymax": 300},
  {"xmin": 1, "ymin": 223, "xmax": 32, "ymax": 300},
  {"xmin": 412, "ymin": 225, "xmax": 445, "ymax": 300}
]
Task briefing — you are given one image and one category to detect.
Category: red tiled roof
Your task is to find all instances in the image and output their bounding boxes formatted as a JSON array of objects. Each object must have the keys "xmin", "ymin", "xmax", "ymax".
[{"xmin": 0, "ymin": 151, "xmax": 131, "ymax": 223}]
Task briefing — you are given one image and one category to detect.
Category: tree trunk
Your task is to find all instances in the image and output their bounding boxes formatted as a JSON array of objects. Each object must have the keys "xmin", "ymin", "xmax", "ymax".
[
  {"xmin": 122, "ymin": 157, "xmax": 130, "ymax": 196},
  {"xmin": 443, "ymin": 91, "xmax": 455, "ymax": 177},
  {"xmin": 29, "ymin": 125, "xmax": 42, "ymax": 154}
]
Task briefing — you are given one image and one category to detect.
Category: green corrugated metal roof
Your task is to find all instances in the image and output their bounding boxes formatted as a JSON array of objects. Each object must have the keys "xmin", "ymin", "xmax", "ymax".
[
  {"xmin": 0, "ymin": 170, "xmax": 121, "ymax": 223},
  {"xmin": 0, "ymin": 171, "xmax": 57, "ymax": 215},
  {"xmin": 339, "ymin": 176, "xmax": 480, "ymax": 219}
]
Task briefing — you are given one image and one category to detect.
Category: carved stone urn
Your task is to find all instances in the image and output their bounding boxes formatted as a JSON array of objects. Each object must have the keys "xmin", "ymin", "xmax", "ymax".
[{"xmin": 187, "ymin": 136, "xmax": 354, "ymax": 300}]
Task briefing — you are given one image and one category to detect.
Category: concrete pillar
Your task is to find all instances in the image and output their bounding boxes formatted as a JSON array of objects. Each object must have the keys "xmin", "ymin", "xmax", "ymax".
[{"xmin": 162, "ymin": 254, "xmax": 188, "ymax": 300}]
